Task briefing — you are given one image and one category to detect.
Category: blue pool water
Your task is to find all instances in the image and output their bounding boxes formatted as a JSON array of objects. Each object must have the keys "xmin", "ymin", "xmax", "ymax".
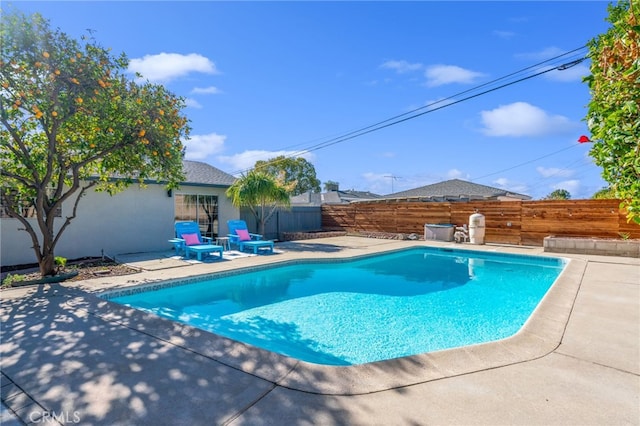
[{"xmin": 107, "ymin": 247, "xmax": 566, "ymax": 365}]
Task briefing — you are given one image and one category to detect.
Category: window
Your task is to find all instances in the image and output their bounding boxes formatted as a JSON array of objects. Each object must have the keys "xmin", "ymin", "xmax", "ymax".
[{"xmin": 174, "ymin": 194, "xmax": 219, "ymax": 239}]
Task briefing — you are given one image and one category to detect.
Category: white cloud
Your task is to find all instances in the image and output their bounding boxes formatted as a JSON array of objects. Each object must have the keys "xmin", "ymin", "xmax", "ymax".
[
  {"xmin": 515, "ymin": 46, "xmax": 566, "ymax": 61},
  {"xmin": 362, "ymin": 172, "xmax": 403, "ymax": 195},
  {"xmin": 492, "ymin": 177, "xmax": 529, "ymax": 194},
  {"xmin": 191, "ymin": 86, "xmax": 222, "ymax": 95},
  {"xmin": 479, "ymin": 102, "xmax": 577, "ymax": 137},
  {"xmin": 380, "ymin": 60, "xmax": 423, "ymax": 74},
  {"xmin": 536, "ymin": 166, "xmax": 574, "ymax": 178},
  {"xmin": 447, "ymin": 169, "xmax": 469, "ymax": 179},
  {"xmin": 217, "ymin": 150, "xmax": 315, "ymax": 174},
  {"xmin": 552, "ymin": 179, "xmax": 580, "ymax": 195},
  {"xmin": 424, "ymin": 65, "xmax": 485, "ymax": 87},
  {"xmin": 363, "ymin": 172, "xmax": 389, "ymax": 182},
  {"xmin": 184, "ymin": 98, "xmax": 202, "ymax": 109},
  {"xmin": 128, "ymin": 53, "xmax": 218, "ymax": 83},
  {"xmin": 544, "ymin": 64, "xmax": 590, "ymax": 82},
  {"xmin": 184, "ymin": 133, "xmax": 226, "ymax": 160},
  {"xmin": 513, "ymin": 47, "xmax": 589, "ymax": 82}
]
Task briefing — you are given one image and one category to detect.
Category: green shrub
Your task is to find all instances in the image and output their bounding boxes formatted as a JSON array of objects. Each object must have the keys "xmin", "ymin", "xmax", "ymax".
[{"xmin": 2, "ymin": 274, "xmax": 25, "ymax": 288}]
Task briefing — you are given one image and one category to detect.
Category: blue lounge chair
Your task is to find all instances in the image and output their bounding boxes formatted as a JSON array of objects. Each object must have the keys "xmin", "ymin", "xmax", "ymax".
[
  {"xmin": 172, "ymin": 221, "xmax": 224, "ymax": 261},
  {"xmin": 227, "ymin": 219, "xmax": 274, "ymax": 254}
]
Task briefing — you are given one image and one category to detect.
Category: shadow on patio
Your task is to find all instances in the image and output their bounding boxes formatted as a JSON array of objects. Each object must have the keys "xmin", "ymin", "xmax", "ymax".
[{"xmin": 1, "ymin": 283, "xmax": 395, "ymax": 425}]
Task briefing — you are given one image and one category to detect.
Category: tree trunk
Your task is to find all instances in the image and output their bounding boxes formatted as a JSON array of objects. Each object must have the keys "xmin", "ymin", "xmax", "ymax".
[
  {"xmin": 39, "ymin": 253, "xmax": 57, "ymax": 277},
  {"xmin": 259, "ymin": 203, "xmax": 266, "ymax": 235}
]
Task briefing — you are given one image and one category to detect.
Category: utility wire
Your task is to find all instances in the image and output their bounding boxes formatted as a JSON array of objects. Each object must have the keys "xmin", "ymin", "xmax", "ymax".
[
  {"xmin": 230, "ymin": 46, "xmax": 589, "ymax": 176},
  {"xmin": 512, "ymin": 153, "xmax": 601, "ymax": 196},
  {"xmin": 279, "ymin": 47, "xmax": 588, "ymax": 156},
  {"xmin": 292, "ymin": 56, "xmax": 586, "ymax": 156},
  {"xmin": 470, "ymin": 144, "xmax": 581, "ymax": 181},
  {"xmin": 282, "ymin": 46, "xmax": 588, "ymax": 155}
]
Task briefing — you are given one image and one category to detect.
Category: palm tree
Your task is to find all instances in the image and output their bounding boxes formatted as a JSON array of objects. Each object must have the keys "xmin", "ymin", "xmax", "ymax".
[{"xmin": 226, "ymin": 170, "xmax": 291, "ymax": 235}]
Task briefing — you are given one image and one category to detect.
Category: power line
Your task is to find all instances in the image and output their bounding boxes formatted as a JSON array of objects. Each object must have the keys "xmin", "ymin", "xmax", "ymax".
[
  {"xmin": 470, "ymin": 144, "xmax": 581, "ymax": 182},
  {"xmin": 288, "ymin": 47, "xmax": 588, "ymax": 156},
  {"xmin": 512, "ymin": 154, "xmax": 604, "ymax": 198},
  {"xmin": 229, "ymin": 46, "xmax": 589, "ymax": 176}
]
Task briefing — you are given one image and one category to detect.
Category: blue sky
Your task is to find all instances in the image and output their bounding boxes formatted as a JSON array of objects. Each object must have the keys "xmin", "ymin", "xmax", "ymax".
[{"xmin": 12, "ymin": 1, "xmax": 612, "ymax": 199}]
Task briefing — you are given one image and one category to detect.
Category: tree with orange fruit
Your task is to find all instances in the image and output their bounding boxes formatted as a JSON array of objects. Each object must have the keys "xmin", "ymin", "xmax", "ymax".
[
  {"xmin": 584, "ymin": 0, "xmax": 639, "ymax": 224},
  {"xmin": 1, "ymin": 11, "xmax": 190, "ymax": 277}
]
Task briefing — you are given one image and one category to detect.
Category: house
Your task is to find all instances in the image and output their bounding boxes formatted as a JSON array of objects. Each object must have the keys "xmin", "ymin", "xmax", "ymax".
[
  {"xmin": 330, "ymin": 189, "xmax": 384, "ymax": 204},
  {"xmin": 290, "ymin": 185, "xmax": 383, "ymax": 206},
  {"xmin": 1, "ymin": 160, "xmax": 238, "ymax": 267},
  {"xmin": 382, "ymin": 179, "xmax": 531, "ymax": 202}
]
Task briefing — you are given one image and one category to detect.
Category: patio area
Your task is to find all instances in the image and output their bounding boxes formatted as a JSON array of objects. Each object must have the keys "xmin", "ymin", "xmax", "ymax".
[{"xmin": 1, "ymin": 236, "xmax": 639, "ymax": 425}]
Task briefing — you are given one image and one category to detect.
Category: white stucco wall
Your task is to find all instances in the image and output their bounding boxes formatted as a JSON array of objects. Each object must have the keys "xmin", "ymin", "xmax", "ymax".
[{"xmin": 1, "ymin": 183, "xmax": 237, "ymax": 267}]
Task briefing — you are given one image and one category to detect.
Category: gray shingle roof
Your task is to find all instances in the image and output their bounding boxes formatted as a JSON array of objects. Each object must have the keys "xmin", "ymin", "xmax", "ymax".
[
  {"xmin": 290, "ymin": 191, "xmax": 323, "ymax": 205},
  {"xmin": 182, "ymin": 160, "xmax": 237, "ymax": 187},
  {"xmin": 342, "ymin": 190, "xmax": 383, "ymax": 200},
  {"xmin": 384, "ymin": 179, "xmax": 531, "ymax": 200},
  {"xmin": 291, "ymin": 189, "xmax": 384, "ymax": 205}
]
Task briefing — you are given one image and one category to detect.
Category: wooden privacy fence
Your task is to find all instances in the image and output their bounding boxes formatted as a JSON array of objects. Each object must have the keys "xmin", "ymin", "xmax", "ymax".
[{"xmin": 322, "ymin": 199, "xmax": 640, "ymax": 246}]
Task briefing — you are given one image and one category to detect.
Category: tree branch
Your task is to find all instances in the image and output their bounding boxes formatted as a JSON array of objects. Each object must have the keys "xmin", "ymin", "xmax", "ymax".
[
  {"xmin": 52, "ymin": 181, "xmax": 96, "ymax": 249},
  {"xmin": 0, "ymin": 192, "xmax": 43, "ymax": 263}
]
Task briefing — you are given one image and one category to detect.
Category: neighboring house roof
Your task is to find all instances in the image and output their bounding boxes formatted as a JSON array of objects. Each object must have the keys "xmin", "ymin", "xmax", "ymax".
[
  {"xmin": 321, "ymin": 191, "xmax": 343, "ymax": 204},
  {"xmin": 322, "ymin": 189, "xmax": 383, "ymax": 204},
  {"xmin": 290, "ymin": 189, "xmax": 384, "ymax": 205},
  {"xmin": 182, "ymin": 160, "xmax": 237, "ymax": 187},
  {"xmin": 342, "ymin": 190, "xmax": 384, "ymax": 201},
  {"xmin": 383, "ymin": 179, "xmax": 531, "ymax": 201},
  {"xmin": 290, "ymin": 191, "xmax": 323, "ymax": 206}
]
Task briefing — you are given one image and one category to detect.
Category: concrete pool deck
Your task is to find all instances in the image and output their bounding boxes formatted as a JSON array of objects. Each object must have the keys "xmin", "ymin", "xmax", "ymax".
[{"xmin": 1, "ymin": 236, "xmax": 638, "ymax": 425}]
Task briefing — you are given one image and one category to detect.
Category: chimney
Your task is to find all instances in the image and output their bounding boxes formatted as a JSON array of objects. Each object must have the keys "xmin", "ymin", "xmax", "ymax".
[{"xmin": 326, "ymin": 182, "xmax": 339, "ymax": 192}]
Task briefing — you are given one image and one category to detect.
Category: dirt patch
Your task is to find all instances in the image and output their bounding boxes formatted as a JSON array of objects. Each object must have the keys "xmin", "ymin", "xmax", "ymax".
[
  {"xmin": 352, "ymin": 231, "xmax": 422, "ymax": 240},
  {"xmin": 281, "ymin": 231, "xmax": 348, "ymax": 241},
  {"xmin": 281, "ymin": 230, "xmax": 423, "ymax": 242},
  {"xmin": 65, "ymin": 259, "xmax": 140, "ymax": 281},
  {"xmin": 2, "ymin": 257, "xmax": 140, "ymax": 287}
]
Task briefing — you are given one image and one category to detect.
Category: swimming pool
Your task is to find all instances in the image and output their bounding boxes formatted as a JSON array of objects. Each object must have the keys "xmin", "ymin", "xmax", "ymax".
[{"xmin": 105, "ymin": 247, "xmax": 566, "ymax": 366}]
